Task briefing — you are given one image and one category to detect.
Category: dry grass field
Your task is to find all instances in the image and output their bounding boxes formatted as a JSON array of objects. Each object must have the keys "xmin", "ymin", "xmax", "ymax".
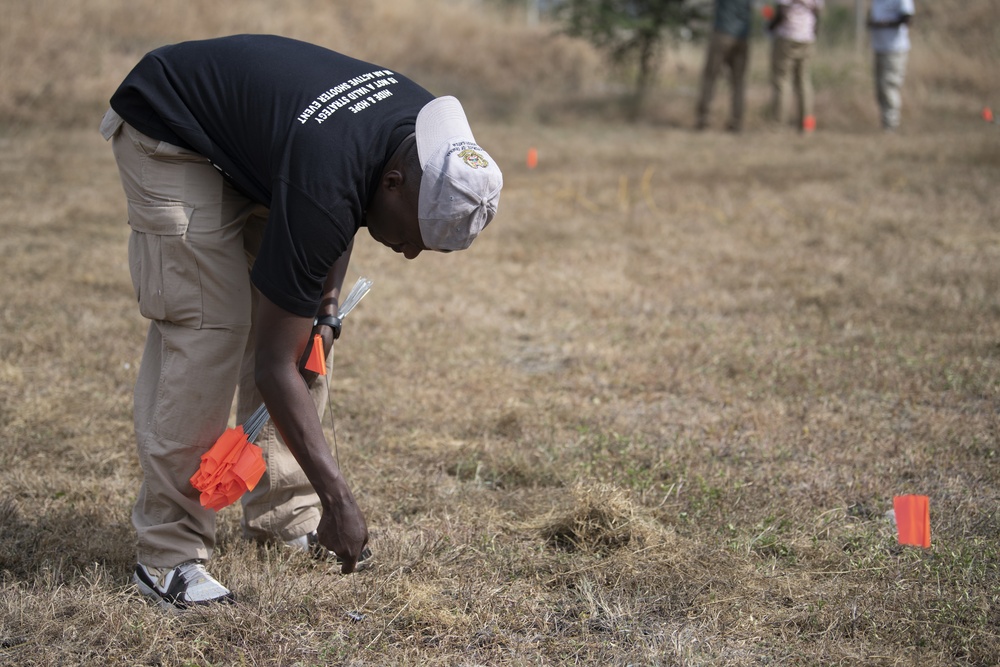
[{"xmin": 1, "ymin": 0, "xmax": 999, "ymax": 665}]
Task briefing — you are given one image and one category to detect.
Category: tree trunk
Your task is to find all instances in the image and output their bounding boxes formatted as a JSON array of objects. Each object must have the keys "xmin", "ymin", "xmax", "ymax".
[{"xmin": 629, "ymin": 32, "xmax": 658, "ymax": 121}]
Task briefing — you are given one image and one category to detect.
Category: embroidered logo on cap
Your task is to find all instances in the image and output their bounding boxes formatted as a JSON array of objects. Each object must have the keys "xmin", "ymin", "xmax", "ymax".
[{"xmin": 458, "ymin": 148, "xmax": 489, "ymax": 169}]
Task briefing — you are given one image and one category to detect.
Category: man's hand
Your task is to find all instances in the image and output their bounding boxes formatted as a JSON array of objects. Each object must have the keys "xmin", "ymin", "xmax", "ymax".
[{"xmin": 316, "ymin": 480, "xmax": 369, "ymax": 574}]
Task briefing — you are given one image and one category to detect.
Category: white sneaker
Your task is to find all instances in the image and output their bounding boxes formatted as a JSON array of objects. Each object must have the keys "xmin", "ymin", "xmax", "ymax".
[{"xmin": 133, "ymin": 560, "xmax": 235, "ymax": 610}]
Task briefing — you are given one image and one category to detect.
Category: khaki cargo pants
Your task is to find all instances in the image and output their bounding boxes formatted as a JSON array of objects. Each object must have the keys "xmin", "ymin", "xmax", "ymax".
[
  {"xmin": 770, "ymin": 37, "xmax": 815, "ymax": 127},
  {"xmin": 101, "ymin": 109, "xmax": 328, "ymax": 568}
]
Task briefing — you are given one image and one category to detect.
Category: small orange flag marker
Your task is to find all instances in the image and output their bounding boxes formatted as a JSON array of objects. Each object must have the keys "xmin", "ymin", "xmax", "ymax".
[
  {"xmin": 526, "ymin": 147, "xmax": 538, "ymax": 170},
  {"xmin": 893, "ymin": 495, "xmax": 931, "ymax": 548},
  {"xmin": 983, "ymin": 107, "xmax": 994, "ymax": 123},
  {"xmin": 761, "ymin": 5, "xmax": 775, "ymax": 21},
  {"xmin": 304, "ymin": 333, "xmax": 327, "ymax": 375}
]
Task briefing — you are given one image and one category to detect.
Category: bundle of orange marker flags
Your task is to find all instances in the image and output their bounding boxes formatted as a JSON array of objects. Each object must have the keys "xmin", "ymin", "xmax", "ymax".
[{"xmin": 190, "ymin": 403, "xmax": 270, "ymax": 511}]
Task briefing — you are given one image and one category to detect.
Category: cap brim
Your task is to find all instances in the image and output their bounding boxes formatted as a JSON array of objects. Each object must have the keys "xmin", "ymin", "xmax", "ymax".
[{"xmin": 415, "ymin": 96, "xmax": 476, "ymax": 168}]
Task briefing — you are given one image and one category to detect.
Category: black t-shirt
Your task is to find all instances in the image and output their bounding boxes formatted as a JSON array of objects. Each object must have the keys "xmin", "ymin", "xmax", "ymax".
[{"xmin": 110, "ymin": 34, "xmax": 434, "ymax": 317}]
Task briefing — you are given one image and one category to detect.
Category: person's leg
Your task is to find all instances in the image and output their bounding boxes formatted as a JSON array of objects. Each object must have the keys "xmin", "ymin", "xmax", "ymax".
[
  {"xmin": 236, "ymin": 217, "xmax": 325, "ymax": 544},
  {"xmin": 109, "ymin": 116, "xmax": 259, "ymax": 569},
  {"xmin": 727, "ymin": 37, "xmax": 749, "ymax": 132},
  {"xmin": 874, "ymin": 51, "xmax": 891, "ymax": 128},
  {"xmin": 696, "ymin": 32, "xmax": 726, "ymax": 129},
  {"xmin": 800, "ymin": 42, "xmax": 816, "ymax": 132},
  {"xmin": 770, "ymin": 37, "xmax": 793, "ymax": 124},
  {"xmin": 790, "ymin": 42, "xmax": 813, "ymax": 129},
  {"xmin": 881, "ymin": 51, "xmax": 908, "ymax": 130}
]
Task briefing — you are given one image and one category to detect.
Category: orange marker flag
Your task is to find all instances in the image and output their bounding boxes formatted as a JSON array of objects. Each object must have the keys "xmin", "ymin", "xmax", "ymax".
[
  {"xmin": 304, "ymin": 333, "xmax": 327, "ymax": 375},
  {"xmin": 983, "ymin": 107, "xmax": 994, "ymax": 123},
  {"xmin": 761, "ymin": 5, "xmax": 775, "ymax": 21},
  {"xmin": 190, "ymin": 426, "xmax": 266, "ymax": 510},
  {"xmin": 526, "ymin": 147, "xmax": 538, "ymax": 170},
  {"xmin": 893, "ymin": 495, "xmax": 931, "ymax": 548}
]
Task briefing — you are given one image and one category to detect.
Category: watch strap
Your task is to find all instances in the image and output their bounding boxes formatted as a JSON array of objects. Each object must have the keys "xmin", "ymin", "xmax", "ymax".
[{"xmin": 313, "ymin": 314, "xmax": 343, "ymax": 339}]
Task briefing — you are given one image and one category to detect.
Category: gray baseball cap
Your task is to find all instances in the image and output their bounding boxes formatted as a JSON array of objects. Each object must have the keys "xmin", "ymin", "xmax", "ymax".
[{"xmin": 415, "ymin": 96, "xmax": 503, "ymax": 251}]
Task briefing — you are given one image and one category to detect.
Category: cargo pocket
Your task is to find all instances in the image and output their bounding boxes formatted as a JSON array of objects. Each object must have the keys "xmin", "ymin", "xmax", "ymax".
[{"xmin": 127, "ymin": 201, "xmax": 203, "ymax": 328}]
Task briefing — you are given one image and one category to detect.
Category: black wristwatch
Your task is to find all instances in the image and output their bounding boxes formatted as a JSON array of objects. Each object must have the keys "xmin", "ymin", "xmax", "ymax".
[{"xmin": 313, "ymin": 314, "xmax": 342, "ymax": 340}]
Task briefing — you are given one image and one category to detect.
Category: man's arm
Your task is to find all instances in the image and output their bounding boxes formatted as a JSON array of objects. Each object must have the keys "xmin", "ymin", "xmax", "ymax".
[
  {"xmin": 868, "ymin": 9, "xmax": 912, "ymax": 30},
  {"xmin": 768, "ymin": 3, "xmax": 787, "ymax": 32},
  {"xmin": 317, "ymin": 238, "xmax": 354, "ymax": 322},
  {"xmin": 301, "ymin": 239, "xmax": 355, "ymax": 386},
  {"xmin": 253, "ymin": 292, "xmax": 368, "ymax": 573}
]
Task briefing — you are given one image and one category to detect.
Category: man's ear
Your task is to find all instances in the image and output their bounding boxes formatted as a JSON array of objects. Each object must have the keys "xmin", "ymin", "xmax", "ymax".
[{"xmin": 382, "ymin": 168, "xmax": 404, "ymax": 193}]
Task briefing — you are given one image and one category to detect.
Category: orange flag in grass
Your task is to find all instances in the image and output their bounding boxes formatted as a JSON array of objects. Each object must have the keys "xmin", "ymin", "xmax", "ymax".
[
  {"xmin": 304, "ymin": 333, "xmax": 327, "ymax": 375},
  {"xmin": 190, "ymin": 426, "xmax": 267, "ymax": 511},
  {"xmin": 893, "ymin": 495, "xmax": 931, "ymax": 548},
  {"xmin": 526, "ymin": 147, "xmax": 538, "ymax": 170}
]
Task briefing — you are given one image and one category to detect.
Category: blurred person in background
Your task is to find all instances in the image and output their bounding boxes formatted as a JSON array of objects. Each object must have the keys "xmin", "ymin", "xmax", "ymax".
[
  {"xmin": 768, "ymin": 0, "xmax": 823, "ymax": 133},
  {"xmin": 695, "ymin": 0, "xmax": 753, "ymax": 133},
  {"xmin": 868, "ymin": 0, "xmax": 914, "ymax": 131},
  {"xmin": 101, "ymin": 35, "xmax": 502, "ymax": 610}
]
